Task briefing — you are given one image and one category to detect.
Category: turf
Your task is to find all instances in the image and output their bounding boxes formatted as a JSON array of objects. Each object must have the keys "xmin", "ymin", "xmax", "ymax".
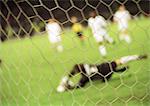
[{"xmin": 1, "ymin": 17, "xmax": 150, "ymax": 106}]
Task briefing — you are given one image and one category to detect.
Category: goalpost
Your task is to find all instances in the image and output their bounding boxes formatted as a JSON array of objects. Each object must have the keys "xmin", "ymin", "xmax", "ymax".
[{"xmin": 1, "ymin": 0, "xmax": 150, "ymax": 105}]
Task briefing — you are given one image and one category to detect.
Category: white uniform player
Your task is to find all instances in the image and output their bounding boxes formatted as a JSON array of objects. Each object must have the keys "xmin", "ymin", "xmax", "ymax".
[
  {"xmin": 114, "ymin": 5, "xmax": 131, "ymax": 43},
  {"xmin": 88, "ymin": 11, "xmax": 114, "ymax": 56},
  {"xmin": 46, "ymin": 19, "xmax": 63, "ymax": 52}
]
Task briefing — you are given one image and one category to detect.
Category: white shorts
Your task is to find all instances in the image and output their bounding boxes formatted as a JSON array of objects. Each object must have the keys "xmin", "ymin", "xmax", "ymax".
[
  {"xmin": 48, "ymin": 35, "xmax": 61, "ymax": 44},
  {"xmin": 94, "ymin": 35, "xmax": 104, "ymax": 43},
  {"xmin": 93, "ymin": 30, "xmax": 107, "ymax": 43},
  {"xmin": 119, "ymin": 23, "xmax": 128, "ymax": 31}
]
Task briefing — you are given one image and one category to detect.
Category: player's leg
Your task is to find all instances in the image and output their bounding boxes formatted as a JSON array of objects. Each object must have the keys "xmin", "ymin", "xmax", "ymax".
[
  {"xmin": 56, "ymin": 36, "xmax": 63, "ymax": 52},
  {"xmin": 94, "ymin": 35, "xmax": 107, "ymax": 56},
  {"xmin": 103, "ymin": 33, "xmax": 114, "ymax": 44},
  {"xmin": 77, "ymin": 32, "xmax": 85, "ymax": 45},
  {"xmin": 57, "ymin": 64, "xmax": 78, "ymax": 92},
  {"xmin": 119, "ymin": 24, "xmax": 131, "ymax": 43},
  {"xmin": 76, "ymin": 75, "xmax": 89, "ymax": 88},
  {"xmin": 115, "ymin": 54, "xmax": 148, "ymax": 65},
  {"xmin": 99, "ymin": 29, "xmax": 114, "ymax": 44},
  {"xmin": 98, "ymin": 42, "xmax": 107, "ymax": 57},
  {"xmin": 119, "ymin": 24, "xmax": 125, "ymax": 40},
  {"xmin": 57, "ymin": 64, "xmax": 81, "ymax": 92},
  {"xmin": 79, "ymin": 35, "xmax": 85, "ymax": 41},
  {"xmin": 48, "ymin": 34, "xmax": 59, "ymax": 51},
  {"xmin": 57, "ymin": 76, "xmax": 69, "ymax": 92},
  {"xmin": 122, "ymin": 29, "xmax": 131, "ymax": 44}
]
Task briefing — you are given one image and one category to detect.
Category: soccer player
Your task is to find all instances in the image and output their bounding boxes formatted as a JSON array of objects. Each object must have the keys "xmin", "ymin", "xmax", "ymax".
[
  {"xmin": 88, "ymin": 11, "xmax": 114, "ymax": 56},
  {"xmin": 114, "ymin": 5, "xmax": 131, "ymax": 43},
  {"xmin": 46, "ymin": 19, "xmax": 63, "ymax": 52},
  {"xmin": 71, "ymin": 16, "xmax": 85, "ymax": 43},
  {"xmin": 57, "ymin": 54, "xmax": 147, "ymax": 92}
]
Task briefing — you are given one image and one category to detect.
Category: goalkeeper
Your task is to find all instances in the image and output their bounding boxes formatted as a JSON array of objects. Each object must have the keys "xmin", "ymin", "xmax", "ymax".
[{"xmin": 57, "ymin": 54, "xmax": 148, "ymax": 92}]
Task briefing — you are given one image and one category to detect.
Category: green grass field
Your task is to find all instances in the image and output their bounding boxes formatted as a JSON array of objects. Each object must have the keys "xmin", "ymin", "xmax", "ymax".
[{"xmin": 1, "ymin": 17, "xmax": 150, "ymax": 106}]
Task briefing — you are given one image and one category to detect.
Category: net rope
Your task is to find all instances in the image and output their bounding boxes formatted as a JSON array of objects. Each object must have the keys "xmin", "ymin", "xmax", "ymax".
[{"xmin": 0, "ymin": 0, "xmax": 150, "ymax": 106}]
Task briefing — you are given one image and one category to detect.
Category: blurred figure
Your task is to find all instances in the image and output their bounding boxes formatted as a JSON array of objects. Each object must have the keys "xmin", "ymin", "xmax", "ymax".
[
  {"xmin": 88, "ymin": 11, "xmax": 114, "ymax": 57},
  {"xmin": 46, "ymin": 19, "xmax": 63, "ymax": 52},
  {"xmin": 71, "ymin": 16, "xmax": 85, "ymax": 44},
  {"xmin": 57, "ymin": 54, "xmax": 148, "ymax": 92},
  {"xmin": 114, "ymin": 5, "xmax": 131, "ymax": 43}
]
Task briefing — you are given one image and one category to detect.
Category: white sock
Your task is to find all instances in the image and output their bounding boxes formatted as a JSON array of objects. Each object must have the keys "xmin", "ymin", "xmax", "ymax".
[
  {"xmin": 124, "ymin": 35, "xmax": 131, "ymax": 44},
  {"xmin": 57, "ymin": 45, "xmax": 63, "ymax": 52},
  {"xmin": 99, "ymin": 45, "xmax": 107, "ymax": 56},
  {"xmin": 120, "ymin": 55, "xmax": 139, "ymax": 64}
]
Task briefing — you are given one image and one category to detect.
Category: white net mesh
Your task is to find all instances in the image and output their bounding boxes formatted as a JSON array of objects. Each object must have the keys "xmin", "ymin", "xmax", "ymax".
[{"xmin": 1, "ymin": 0, "xmax": 150, "ymax": 106}]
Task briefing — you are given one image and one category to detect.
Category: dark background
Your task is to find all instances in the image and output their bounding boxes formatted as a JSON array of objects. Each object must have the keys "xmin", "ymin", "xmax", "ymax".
[{"xmin": 0, "ymin": 0, "xmax": 150, "ymax": 41}]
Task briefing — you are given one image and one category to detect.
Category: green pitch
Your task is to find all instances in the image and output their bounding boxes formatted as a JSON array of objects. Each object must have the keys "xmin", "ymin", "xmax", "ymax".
[{"xmin": 1, "ymin": 17, "xmax": 150, "ymax": 106}]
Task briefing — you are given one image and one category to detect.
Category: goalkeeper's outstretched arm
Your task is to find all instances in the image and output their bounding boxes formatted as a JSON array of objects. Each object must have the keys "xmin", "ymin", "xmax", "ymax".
[{"xmin": 115, "ymin": 54, "xmax": 148, "ymax": 66}]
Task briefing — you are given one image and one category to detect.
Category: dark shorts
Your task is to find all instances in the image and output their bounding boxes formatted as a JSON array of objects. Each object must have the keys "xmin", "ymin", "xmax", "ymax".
[
  {"xmin": 97, "ymin": 61, "xmax": 117, "ymax": 73},
  {"xmin": 76, "ymin": 32, "xmax": 83, "ymax": 37}
]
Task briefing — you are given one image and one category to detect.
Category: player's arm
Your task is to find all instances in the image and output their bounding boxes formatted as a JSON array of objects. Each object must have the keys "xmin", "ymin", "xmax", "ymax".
[
  {"xmin": 113, "ymin": 12, "xmax": 118, "ymax": 23},
  {"xmin": 88, "ymin": 18, "xmax": 93, "ymax": 28},
  {"xmin": 45, "ymin": 24, "xmax": 53, "ymax": 35},
  {"xmin": 126, "ymin": 11, "xmax": 131, "ymax": 21},
  {"xmin": 57, "ymin": 23, "xmax": 63, "ymax": 36},
  {"xmin": 102, "ymin": 17, "xmax": 107, "ymax": 27},
  {"xmin": 45, "ymin": 24, "xmax": 49, "ymax": 31}
]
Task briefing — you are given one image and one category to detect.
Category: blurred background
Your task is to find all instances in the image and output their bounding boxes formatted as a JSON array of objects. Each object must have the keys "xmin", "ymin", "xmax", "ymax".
[{"xmin": 1, "ymin": 0, "xmax": 149, "ymax": 41}]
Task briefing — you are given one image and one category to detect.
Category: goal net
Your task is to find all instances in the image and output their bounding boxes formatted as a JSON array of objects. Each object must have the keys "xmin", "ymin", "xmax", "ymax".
[{"xmin": 1, "ymin": 0, "xmax": 150, "ymax": 106}]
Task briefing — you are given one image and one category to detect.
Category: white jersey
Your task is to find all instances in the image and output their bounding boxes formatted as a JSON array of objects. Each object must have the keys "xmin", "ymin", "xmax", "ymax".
[
  {"xmin": 88, "ymin": 16, "xmax": 107, "ymax": 35},
  {"xmin": 88, "ymin": 16, "xmax": 110, "ymax": 42},
  {"xmin": 114, "ymin": 10, "xmax": 131, "ymax": 30},
  {"xmin": 46, "ymin": 22, "xmax": 62, "ymax": 43}
]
